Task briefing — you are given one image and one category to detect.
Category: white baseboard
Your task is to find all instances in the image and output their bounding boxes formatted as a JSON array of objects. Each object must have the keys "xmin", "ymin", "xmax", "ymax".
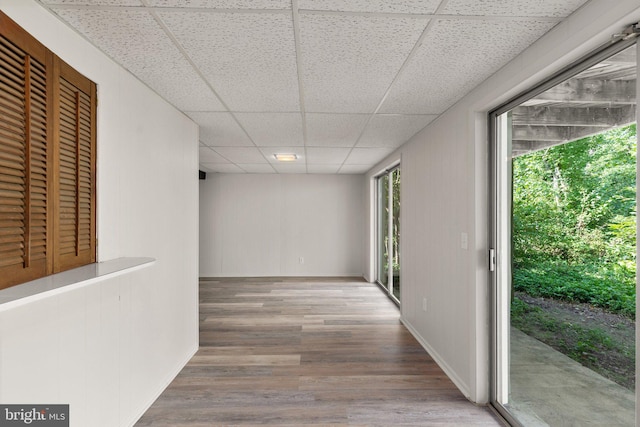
[
  {"xmin": 400, "ymin": 317, "xmax": 472, "ymax": 400},
  {"xmin": 127, "ymin": 344, "xmax": 199, "ymax": 427}
]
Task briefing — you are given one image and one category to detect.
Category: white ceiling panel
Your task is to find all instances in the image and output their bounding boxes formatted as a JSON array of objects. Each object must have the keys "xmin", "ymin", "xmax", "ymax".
[
  {"xmin": 299, "ymin": 14, "xmax": 428, "ymax": 113},
  {"xmin": 236, "ymin": 164, "xmax": 278, "ymax": 173},
  {"xmin": 159, "ymin": 11, "xmax": 299, "ymax": 112},
  {"xmin": 298, "ymin": 0, "xmax": 440, "ymax": 14},
  {"xmin": 442, "ymin": 0, "xmax": 590, "ymax": 17},
  {"xmin": 187, "ymin": 112, "xmax": 254, "ymax": 147},
  {"xmin": 338, "ymin": 164, "xmax": 370, "ymax": 174},
  {"xmin": 199, "ymin": 146, "xmax": 229, "ymax": 163},
  {"xmin": 306, "ymin": 114, "xmax": 369, "ymax": 147},
  {"xmin": 259, "ymin": 146, "xmax": 306, "ymax": 163},
  {"xmin": 306, "ymin": 147, "xmax": 350, "ymax": 164},
  {"xmin": 307, "ymin": 164, "xmax": 340, "ymax": 174},
  {"xmin": 214, "ymin": 147, "xmax": 269, "ymax": 163},
  {"xmin": 37, "ymin": 0, "xmax": 591, "ymax": 175},
  {"xmin": 147, "ymin": 0, "xmax": 290, "ymax": 9},
  {"xmin": 357, "ymin": 114, "xmax": 437, "ymax": 148},
  {"xmin": 235, "ymin": 113, "xmax": 304, "ymax": 146},
  {"xmin": 201, "ymin": 163, "xmax": 245, "ymax": 173},
  {"xmin": 272, "ymin": 163, "xmax": 308, "ymax": 174},
  {"xmin": 345, "ymin": 148, "xmax": 394, "ymax": 165},
  {"xmin": 51, "ymin": 8, "xmax": 225, "ymax": 111},
  {"xmin": 380, "ymin": 18, "xmax": 557, "ymax": 114},
  {"xmin": 43, "ymin": 0, "xmax": 141, "ymax": 4},
  {"xmin": 146, "ymin": 73, "xmax": 225, "ymax": 112}
]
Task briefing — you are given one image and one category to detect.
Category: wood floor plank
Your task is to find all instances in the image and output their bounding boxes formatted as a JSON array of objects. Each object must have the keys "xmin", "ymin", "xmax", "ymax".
[
  {"xmin": 135, "ymin": 278, "xmax": 504, "ymax": 426},
  {"xmin": 189, "ymin": 354, "xmax": 301, "ymax": 366}
]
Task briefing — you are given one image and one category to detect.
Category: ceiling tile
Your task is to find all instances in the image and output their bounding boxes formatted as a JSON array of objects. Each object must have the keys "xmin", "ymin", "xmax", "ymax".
[
  {"xmin": 159, "ymin": 11, "xmax": 299, "ymax": 112},
  {"xmin": 306, "ymin": 113, "xmax": 369, "ymax": 147},
  {"xmin": 187, "ymin": 112, "xmax": 254, "ymax": 147},
  {"xmin": 272, "ymin": 163, "xmax": 307, "ymax": 174},
  {"xmin": 235, "ymin": 113, "xmax": 303, "ymax": 146},
  {"xmin": 357, "ymin": 114, "xmax": 436, "ymax": 148},
  {"xmin": 339, "ymin": 164, "xmax": 370, "ymax": 174},
  {"xmin": 306, "ymin": 147, "xmax": 350, "ymax": 164},
  {"xmin": 258, "ymin": 146, "xmax": 306, "ymax": 163},
  {"xmin": 442, "ymin": 0, "xmax": 590, "ymax": 17},
  {"xmin": 50, "ymin": 8, "xmax": 225, "ymax": 111},
  {"xmin": 43, "ymin": 0, "xmax": 142, "ymax": 4},
  {"xmin": 199, "ymin": 146, "xmax": 229, "ymax": 163},
  {"xmin": 345, "ymin": 147, "xmax": 394, "ymax": 165},
  {"xmin": 214, "ymin": 147, "xmax": 268, "ymax": 163},
  {"xmin": 147, "ymin": 0, "xmax": 290, "ymax": 9},
  {"xmin": 380, "ymin": 19, "xmax": 557, "ymax": 114},
  {"xmin": 298, "ymin": 0, "xmax": 440, "ymax": 14},
  {"xmin": 236, "ymin": 164, "xmax": 278, "ymax": 173},
  {"xmin": 201, "ymin": 163, "xmax": 245, "ymax": 173},
  {"xmin": 299, "ymin": 13, "xmax": 428, "ymax": 113},
  {"xmin": 307, "ymin": 164, "xmax": 340, "ymax": 174}
]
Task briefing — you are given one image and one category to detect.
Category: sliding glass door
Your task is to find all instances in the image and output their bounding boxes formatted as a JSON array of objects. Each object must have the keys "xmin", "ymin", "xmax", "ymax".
[
  {"xmin": 491, "ymin": 38, "xmax": 637, "ymax": 426},
  {"xmin": 376, "ymin": 167, "xmax": 401, "ymax": 303}
]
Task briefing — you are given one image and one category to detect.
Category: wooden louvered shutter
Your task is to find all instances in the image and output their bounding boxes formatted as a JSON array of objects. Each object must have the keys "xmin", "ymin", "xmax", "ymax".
[
  {"xmin": 0, "ymin": 11, "xmax": 96, "ymax": 289},
  {"xmin": 53, "ymin": 59, "xmax": 96, "ymax": 273},
  {"xmin": 0, "ymin": 15, "xmax": 53, "ymax": 290}
]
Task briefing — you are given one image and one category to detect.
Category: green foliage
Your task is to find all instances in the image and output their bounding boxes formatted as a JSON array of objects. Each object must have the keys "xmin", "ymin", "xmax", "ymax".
[
  {"xmin": 513, "ymin": 124, "xmax": 636, "ymax": 317},
  {"xmin": 513, "ymin": 262, "xmax": 635, "ymax": 317}
]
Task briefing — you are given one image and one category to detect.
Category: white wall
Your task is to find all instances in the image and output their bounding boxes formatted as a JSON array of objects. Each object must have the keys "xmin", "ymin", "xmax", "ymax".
[
  {"xmin": 0, "ymin": 2, "xmax": 199, "ymax": 426},
  {"xmin": 200, "ymin": 174, "xmax": 363, "ymax": 277},
  {"xmin": 365, "ymin": 0, "xmax": 640, "ymax": 406}
]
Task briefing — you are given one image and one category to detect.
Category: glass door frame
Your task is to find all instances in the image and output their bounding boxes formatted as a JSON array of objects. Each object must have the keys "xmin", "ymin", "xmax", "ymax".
[
  {"xmin": 375, "ymin": 163, "xmax": 401, "ymax": 305},
  {"xmin": 488, "ymin": 34, "xmax": 639, "ymax": 424}
]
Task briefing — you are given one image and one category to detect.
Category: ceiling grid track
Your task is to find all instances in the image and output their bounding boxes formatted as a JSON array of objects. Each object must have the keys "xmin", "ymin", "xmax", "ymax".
[
  {"xmin": 139, "ymin": 0, "xmax": 277, "ymax": 173},
  {"xmin": 337, "ymin": 0, "xmax": 453, "ymax": 173},
  {"xmin": 291, "ymin": 0, "xmax": 309, "ymax": 173}
]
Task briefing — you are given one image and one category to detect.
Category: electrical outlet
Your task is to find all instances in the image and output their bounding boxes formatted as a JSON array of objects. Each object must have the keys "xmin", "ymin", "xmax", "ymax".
[{"xmin": 422, "ymin": 298, "xmax": 427, "ymax": 312}]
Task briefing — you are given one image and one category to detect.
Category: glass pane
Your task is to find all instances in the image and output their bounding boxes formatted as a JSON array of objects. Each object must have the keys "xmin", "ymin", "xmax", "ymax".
[
  {"xmin": 377, "ymin": 174, "xmax": 389, "ymax": 288},
  {"xmin": 391, "ymin": 168, "xmax": 400, "ymax": 301},
  {"xmin": 497, "ymin": 44, "xmax": 637, "ymax": 426}
]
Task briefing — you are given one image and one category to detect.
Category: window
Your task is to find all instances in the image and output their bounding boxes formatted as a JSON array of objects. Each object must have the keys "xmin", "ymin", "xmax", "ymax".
[
  {"xmin": 376, "ymin": 166, "xmax": 400, "ymax": 303},
  {"xmin": 490, "ymin": 36, "xmax": 637, "ymax": 426},
  {"xmin": 0, "ymin": 12, "xmax": 96, "ymax": 290}
]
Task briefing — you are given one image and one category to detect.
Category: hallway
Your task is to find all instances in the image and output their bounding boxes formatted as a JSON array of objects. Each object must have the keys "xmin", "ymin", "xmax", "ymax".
[{"xmin": 136, "ymin": 278, "xmax": 502, "ymax": 426}]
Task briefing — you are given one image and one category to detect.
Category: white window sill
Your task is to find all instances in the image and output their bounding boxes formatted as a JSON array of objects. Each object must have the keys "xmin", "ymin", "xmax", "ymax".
[{"xmin": 0, "ymin": 257, "xmax": 156, "ymax": 311}]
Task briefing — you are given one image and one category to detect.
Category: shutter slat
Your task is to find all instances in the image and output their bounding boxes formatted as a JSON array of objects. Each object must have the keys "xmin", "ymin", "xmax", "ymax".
[
  {"xmin": 0, "ymin": 73, "xmax": 24, "ymax": 101},
  {"xmin": 0, "ymin": 226, "xmax": 24, "ymax": 236},
  {"xmin": 0, "ymin": 152, "xmax": 26, "ymax": 174},
  {"xmin": 0, "ymin": 165, "xmax": 24, "ymax": 179},
  {"xmin": 0, "ymin": 111, "xmax": 26, "ymax": 136},
  {"xmin": 0, "ymin": 233, "xmax": 23, "ymax": 244},
  {"xmin": 0, "ymin": 98, "xmax": 25, "ymax": 123},
  {"xmin": 0, "ymin": 181, "xmax": 24, "ymax": 192}
]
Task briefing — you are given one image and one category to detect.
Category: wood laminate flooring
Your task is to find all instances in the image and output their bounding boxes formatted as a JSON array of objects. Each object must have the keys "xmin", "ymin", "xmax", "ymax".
[{"xmin": 135, "ymin": 278, "xmax": 503, "ymax": 426}]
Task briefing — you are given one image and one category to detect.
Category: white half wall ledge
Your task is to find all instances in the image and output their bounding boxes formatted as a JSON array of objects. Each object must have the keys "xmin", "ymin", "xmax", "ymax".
[{"xmin": 0, "ymin": 257, "xmax": 156, "ymax": 311}]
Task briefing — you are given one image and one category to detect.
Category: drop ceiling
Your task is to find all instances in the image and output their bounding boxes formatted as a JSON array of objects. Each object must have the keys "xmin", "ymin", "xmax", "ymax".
[{"xmin": 37, "ymin": 0, "xmax": 590, "ymax": 174}]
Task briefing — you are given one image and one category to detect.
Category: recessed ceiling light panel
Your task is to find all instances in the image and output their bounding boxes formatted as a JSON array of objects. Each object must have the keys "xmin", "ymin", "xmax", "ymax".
[{"xmin": 274, "ymin": 153, "xmax": 298, "ymax": 162}]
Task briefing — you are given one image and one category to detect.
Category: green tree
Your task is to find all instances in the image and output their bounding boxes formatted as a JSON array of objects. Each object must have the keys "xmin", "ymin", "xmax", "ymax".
[{"xmin": 512, "ymin": 124, "xmax": 636, "ymax": 317}]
